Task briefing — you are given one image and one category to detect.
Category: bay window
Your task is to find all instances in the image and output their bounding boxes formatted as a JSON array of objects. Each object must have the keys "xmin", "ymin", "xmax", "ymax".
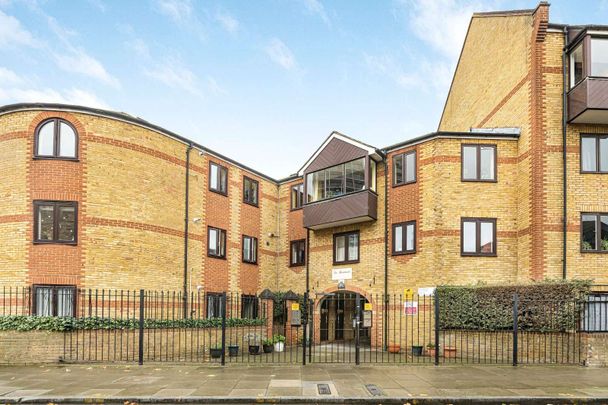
[{"xmin": 306, "ymin": 157, "xmax": 367, "ymax": 203}]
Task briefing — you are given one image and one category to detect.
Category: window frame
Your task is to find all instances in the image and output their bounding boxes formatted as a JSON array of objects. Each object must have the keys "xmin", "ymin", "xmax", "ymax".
[
  {"xmin": 569, "ymin": 41, "xmax": 585, "ymax": 89},
  {"xmin": 392, "ymin": 221, "xmax": 416, "ymax": 255},
  {"xmin": 208, "ymin": 161, "xmax": 228, "ymax": 196},
  {"xmin": 33, "ymin": 200, "xmax": 78, "ymax": 245},
  {"xmin": 242, "ymin": 235, "xmax": 258, "ymax": 264},
  {"xmin": 461, "ymin": 144, "xmax": 497, "ymax": 182},
  {"xmin": 32, "ymin": 284, "xmax": 77, "ymax": 317},
  {"xmin": 243, "ymin": 176, "xmax": 259, "ymax": 207},
  {"xmin": 289, "ymin": 239, "xmax": 306, "ymax": 267},
  {"xmin": 392, "ymin": 150, "xmax": 417, "ymax": 187},
  {"xmin": 460, "ymin": 217, "xmax": 497, "ymax": 257},
  {"xmin": 580, "ymin": 212, "xmax": 608, "ymax": 253},
  {"xmin": 290, "ymin": 183, "xmax": 304, "ymax": 210},
  {"xmin": 580, "ymin": 134, "xmax": 608, "ymax": 174},
  {"xmin": 33, "ymin": 118, "xmax": 79, "ymax": 160},
  {"xmin": 333, "ymin": 230, "xmax": 360, "ymax": 265},
  {"xmin": 207, "ymin": 226, "xmax": 227, "ymax": 259},
  {"xmin": 240, "ymin": 294, "xmax": 259, "ymax": 319},
  {"xmin": 206, "ymin": 292, "xmax": 224, "ymax": 318}
]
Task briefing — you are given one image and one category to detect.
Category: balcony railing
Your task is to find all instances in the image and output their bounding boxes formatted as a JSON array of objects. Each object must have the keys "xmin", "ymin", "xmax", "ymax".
[{"xmin": 302, "ymin": 189, "xmax": 377, "ymax": 230}]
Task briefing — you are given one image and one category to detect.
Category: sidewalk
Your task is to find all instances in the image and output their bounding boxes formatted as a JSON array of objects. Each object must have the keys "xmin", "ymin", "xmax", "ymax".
[{"xmin": 0, "ymin": 364, "xmax": 607, "ymax": 404}]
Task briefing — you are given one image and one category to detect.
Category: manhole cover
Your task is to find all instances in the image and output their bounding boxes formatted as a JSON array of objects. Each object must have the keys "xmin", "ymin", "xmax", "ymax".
[
  {"xmin": 317, "ymin": 384, "xmax": 331, "ymax": 395},
  {"xmin": 365, "ymin": 384, "xmax": 384, "ymax": 396}
]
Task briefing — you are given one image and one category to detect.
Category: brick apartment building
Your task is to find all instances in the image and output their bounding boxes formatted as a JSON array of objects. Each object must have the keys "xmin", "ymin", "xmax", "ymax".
[{"xmin": 0, "ymin": 3, "xmax": 607, "ymax": 331}]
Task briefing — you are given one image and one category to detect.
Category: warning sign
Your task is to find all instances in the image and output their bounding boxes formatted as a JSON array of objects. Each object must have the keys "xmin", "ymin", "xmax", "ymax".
[
  {"xmin": 364, "ymin": 303, "xmax": 372, "ymax": 311},
  {"xmin": 404, "ymin": 301, "xmax": 418, "ymax": 315},
  {"xmin": 291, "ymin": 303, "xmax": 300, "ymax": 311},
  {"xmin": 403, "ymin": 288, "xmax": 414, "ymax": 300}
]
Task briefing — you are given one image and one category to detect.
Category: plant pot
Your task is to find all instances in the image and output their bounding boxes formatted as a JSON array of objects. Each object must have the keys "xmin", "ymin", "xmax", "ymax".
[
  {"xmin": 444, "ymin": 346, "xmax": 457, "ymax": 358},
  {"xmin": 388, "ymin": 343, "xmax": 401, "ymax": 354},
  {"xmin": 210, "ymin": 348, "xmax": 222, "ymax": 359},
  {"xmin": 248, "ymin": 345, "xmax": 260, "ymax": 355},
  {"xmin": 228, "ymin": 345, "xmax": 239, "ymax": 357},
  {"xmin": 274, "ymin": 342, "xmax": 284, "ymax": 352},
  {"xmin": 263, "ymin": 344, "xmax": 274, "ymax": 354},
  {"xmin": 426, "ymin": 348, "xmax": 436, "ymax": 357},
  {"xmin": 411, "ymin": 345, "xmax": 423, "ymax": 356}
]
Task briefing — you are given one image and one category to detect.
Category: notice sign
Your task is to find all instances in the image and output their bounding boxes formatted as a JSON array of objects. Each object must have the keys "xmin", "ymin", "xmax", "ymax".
[
  {"xmin": 291, "ymin": 303, "xmax": 300, "ymax": 311},
  {"xmin": 403, "ymin": 288, "xmax": 414, "ymax": 300},
  {"xmin": 364, "ymin": 303, "xmax": 372, "ymax": 311},
  {"xmin": 332, "ymin": 268, "xmax": 353, "ymax": 281},
  {"xmin": 404, "ymin": 301, "xmax": 418, "ymax": 315}
]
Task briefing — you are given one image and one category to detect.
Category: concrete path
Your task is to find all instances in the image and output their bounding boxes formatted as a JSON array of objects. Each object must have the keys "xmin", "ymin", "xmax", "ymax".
[{"xmin": 0, "ymin": 364, "xmax": 607, "ymax": 404}]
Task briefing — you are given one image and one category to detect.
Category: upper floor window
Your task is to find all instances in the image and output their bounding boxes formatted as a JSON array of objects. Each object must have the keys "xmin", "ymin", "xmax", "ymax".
[
  {"xmin": 591, "ymin": 38, "xmax": 608, "ymax": 77},
  {"xmin": 570, "ymin": 42, "xmax": 584, "ymax": 88},
  {"xmin": 581, "ymin": 135, "xmax": 608, "ymax": 173},
  {"xmin": 306, "ymin": 158, "xmax": 366, "ymax": 203},
  {"xmin": 392, "ymin": 221, "xmax": 416, "ymax": 255},
  {"xmin": 581, "ymin": 213, "xmax": 608, "ymax": 252},
  {"xmin": 242, "ymin": 235, "xmax": 258, "ymax": 264},
  {"xmin": 243, "ymin": 176, "xmax": 259, "ymax": 206},
  {"xmin": 34, "ymin": 118, "xmax": 77, "ymax": 159},
  {"xmin": 462, "ymin": 144, "xmax": 496, "ymax": 182},
  {"xmin": 333, "ymin": 231, "xmax": 359, "ymax": 264},
  {"xmin": 393, "ymin": 151, "xmax": 416, "ymax": 186},
  {"xmin": 33, "ymin": 285, "xmax": 75, "ymax": 317},
  {"xmin": 290, "ymin": 239, "xmax": 306, "ymax": 266},
  {"xmin": 209, "ymin": 162, "xmax": 228, "ymax": 195},
  {"xmin": 291, "ymin": 183, "xmax": 304, "ymax": 209},
  {"xmin": 241, "ymin": 295, "xmax": 259, "ymax": 319},
  {"xmin": 34, "ymin": 200, "xmax": 77, "ymax": 244},
  {"xmin": 207, "ymin": 226, "xmax": 226, "ymax": 258},
  {"xmin": 461, "ymin": 218, "xmax": 496, "ymax": 256}
]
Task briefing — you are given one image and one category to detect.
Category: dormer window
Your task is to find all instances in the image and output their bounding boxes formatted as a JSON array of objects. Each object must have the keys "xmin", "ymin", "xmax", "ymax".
[
  {"xmin": 34, "ymin": 118, "xmax": 78, "ymax": 159},
  {"xmin": 305, "ymin": 157, "xmax": 366, "ymax": 203}
]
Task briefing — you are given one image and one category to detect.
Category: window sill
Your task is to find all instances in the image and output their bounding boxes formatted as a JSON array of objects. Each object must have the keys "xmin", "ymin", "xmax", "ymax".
[
  {"xmin": 33, "ymin": 241, "xmax": 77, "ymax": 246},
  {"xmin": 207, "ymin": 254, "xmax": 227, "ymax": 260},
  {"xmin": 33, "ymin": 156, "xmax": 80, "ymax": 162},
  {"xmin": 581, "ymin": 250, "xmax": 608, "ymax": 254},
  {"xmin": 392, "ymin": 251, "xmax": 416, "ymax": 256},
  {"xmin": 580, "ymin": 171, "xmax": 608, "ymax": 174},
  {"xmin": 461, "ymin": 253, "xmax": 497, "ymax": 257},
  {"xmin": 392, "ymin": 180, "xmax": 417, "ymax": 188},
  {"xmin": 209, "ymin": 188, "xmax": 228, "ymax": 197},
  {"xmin": 242, "ymin": 260, "xmax": 258, "ymax": 265},
  {"xmin": 243, "ymin": 200, "xmax": 259, "ymax": 208},
  {"xmin": 333, "ymin": 260, "xmax": 360, "ymax": 265},
  {"xmin": 289, "ymin": 263, "xmax": 305, "ymax": 268},
  {"xmin": 461, "ymin": 179, "xmax": 497, "ymax": 183}
]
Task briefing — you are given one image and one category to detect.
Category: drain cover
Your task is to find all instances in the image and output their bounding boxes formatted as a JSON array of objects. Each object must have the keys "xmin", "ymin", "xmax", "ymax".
[
  {"xmin": 317, "ymin": 384, "xmax": 331, "ymax": 395},
  {"xmin": 365, "ymin": 384, "xmax": 384, "ymax": 396}
]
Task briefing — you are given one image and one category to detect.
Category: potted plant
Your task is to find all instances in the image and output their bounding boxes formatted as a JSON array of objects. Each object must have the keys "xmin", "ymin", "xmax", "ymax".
[
  {"xmin": 246, "ymin": 333, "xmax": 261, "ymax": 355},
  {"xmin": 388, "ymin": 342, "xmax": 401, "ymax": 353},
  {"xmin": 426, "ymin": 343, "xmax": 436, "ymax": 357},
  {"xmin": 228, "ymin": 344, "xmax": 239, "ymax": 357},
  {"xmin": 273, "ymin": 334, "xmax": 286, "ymax": 352},
  {"xmin": 411, "ymin": 345, "xmax": 423, "ymax": 356},
  {"xmin": 262, "ymin": 338, "xmax": 274, "ymax": 353},
  {"xmin": 444, "ymin": 346, "xmax": 457, "ymax": 358},
  {"xmin": 210, "ymin": 345, "xmax": 222, "ymax": 359}
]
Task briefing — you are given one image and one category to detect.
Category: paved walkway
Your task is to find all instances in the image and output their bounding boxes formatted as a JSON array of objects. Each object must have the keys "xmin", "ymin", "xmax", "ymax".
[{"xmin": 0, "ymin": 364, "xmax": 607, "ymax": 403}]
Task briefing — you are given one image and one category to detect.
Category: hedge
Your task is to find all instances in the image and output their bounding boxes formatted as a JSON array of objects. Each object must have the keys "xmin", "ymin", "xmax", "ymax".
[
  {"xmin": 436, "ymin": 280, "xmax": 591, "ymax": 332},
  {"xmin": 0, "ymin": 316, "xmax": 265, "ymax": 332}
]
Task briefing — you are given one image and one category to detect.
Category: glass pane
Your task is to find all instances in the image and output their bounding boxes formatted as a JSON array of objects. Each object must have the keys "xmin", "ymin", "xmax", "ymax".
[
  {"xmin": 582, "ymin": 137, "xmax": 597, "ymax": 172},
  {"xmin": 463, "ymin": 221, "xmax": 477, "ymax": 253},
  {"xmin": 600, "ymin": 137, "xmax": 608, "ymax": 172},
  {"xmin": 37, "ymin": 121, "xmax": 55, "ymax": 156},
  {"xmin": 582, "ymin": 214, "xmax": 597, "ymax": 251},
  {"xmin": 210, "ymin": 164, "xmax": 218, "ymax": 190},
  {"xmin": 480, "ymin": 146, "xmax": 495, "ymax": 180},
  {"xmin": 591, "ymin": 38, "xmax": 608, "ymax": 77},
  {"xmin": 298, "ymin": 242, "xmax": 305, "ymax": 263},
  {"xmin": 393, "ymin": 155, "xmax": 403, "ymax": 184},
  {"xmin": 370, "ymin": 159, "xmax": 377, "ymax": 191},
  {"xmin": 406, "ymin": 223, "xmax": 415, "ymax": 251},
  {"xmin": 570, "ymin": 43, "xmax": 583, "ymax": 87},
  {"xmin": 345, "ymin": 158, "xmax": 365, "ymax": 193},
  {"xmin": 37, "ymin": 205, "xmax": 54, "ymax": 241},
  {"xmin": 252, "ymin": 240, "xmax": 257, "ymax": 261},
  {"xmin": 601, "ymin": 216, "xmax": 608, "ymax": 251},
  {"xmin": 462, "ymin": 146, "xmax": 477, "ymax": 180},
  {"xmin": 291, "ymin": 187, "xmax": 298, "ymax": 209},
  {"xmin": 56, "ymin": 288, "xmax": 74, "ymax": 317},
  {"xmin": 209, "ymin": 228, "xmax": 218, "ymax": 254},
  {"xmin": 219, "ymin": 231, "xmax": 226, "ymax": 256},
  {"xmin": 307, "ymin": 170, "xmax": 325, "ymax": 203},
  {"xmin": 219, "ymin": 167, "xmax": 227, "ymax": 193},
  {"xmin": 326, "ymin": 166, "xmax": 344, "ymax": 198},
  {"xmin": 36, "ymin": 287, "xmax": 53, "ymax": 316},
  {"xmin": 405, "ymin": 152, "xmax": 416, "ymax": 182},
  {"xmin": 394, "ymin": 225, "xmax": 403, "ymax": 252},
  {"xmin": 243, "ymin": 237, "xmax": 251, "ymax": 261},
  {"xmin": 480, "ymin": 221, "xmax": 494, "ymax": 253},
  {"xmin": 335, "ymin": 236, "xmax": 345, "ymax": 262},
  {"xmin": 58, "ymin": 206, "xmax": 76, "ymax": 241},
  {"xmin": 348, "ymin": 233, "xmax": 359, "ymax": 261},
  {"xmin": 58, "ymin": 122, "xmax": 76, "ymax": 157},
  {"xmin": 291, "ymin": 243, "xmax": 297, "ymax": 264}
]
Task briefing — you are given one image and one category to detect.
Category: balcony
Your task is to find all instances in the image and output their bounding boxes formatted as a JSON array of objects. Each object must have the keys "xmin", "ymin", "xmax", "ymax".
[
  {"xmin": 303, "ymin": 189, "xmax": 377, "ymax": 230},
  {"xmin": 568, "ymin": 77, "xmax": 608, "ymax": 124}
]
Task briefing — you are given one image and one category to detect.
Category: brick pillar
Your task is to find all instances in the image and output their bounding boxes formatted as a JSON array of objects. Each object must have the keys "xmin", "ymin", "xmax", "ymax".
[
  {"xmin": 284, "ymin": 298, "xmax": 296, "ymax": 346},
  {"xmin": 261, "ymin": 298, "xmax": 274, "ymax": 340}
]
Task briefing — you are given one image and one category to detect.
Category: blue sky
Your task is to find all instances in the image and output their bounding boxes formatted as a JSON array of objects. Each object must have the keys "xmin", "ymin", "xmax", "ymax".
[{"xmin": 0, "ymin": 0, "xmax": 606, "ymax": 178}]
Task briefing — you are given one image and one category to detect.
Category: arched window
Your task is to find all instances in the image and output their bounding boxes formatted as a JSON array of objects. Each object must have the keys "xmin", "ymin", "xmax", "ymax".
[{"xmin": 34, "ymin": 119, "xmax": 78, "ymax": 159}]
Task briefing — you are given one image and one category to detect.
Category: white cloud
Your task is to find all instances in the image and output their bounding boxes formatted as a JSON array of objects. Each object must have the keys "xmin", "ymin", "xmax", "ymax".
[
  {"xmin": 204, "ymin": 76, "xmax": 226, "ymax": 96},
  {"xmin": 265, "ymin": 38, "xmax": 297, "ymax": 71},
  {"xmin": 53, "ymin": 48, "xmax": 121, "ymax": 88},
  {"xmin": 215, "ymin": 11, "xmax": 239, "ymax": 34},
  {"xmin": 0, "ymin": 66, "xmax": 25, "ymax": 85},
  {"xmin": 0, "ymin": 10, "xmax": 40, "ymax": 48},
  {"xmin": 154, "ymin": 0, "xmax": 205, "ymax": 40},
  {"xmin": 302, "ymin": 0, "xmax": 331, "ymax": 26},
  {"xmin": 87, "ymin": 0, "xmax": 106, "ymax": 12},
  {"xmin": 125, "ymin": 38, "xmax": 150, "ymax": 59},
  {"xmin": 144, "ymin": 59, "xmax": 202, "ymax": 97}
]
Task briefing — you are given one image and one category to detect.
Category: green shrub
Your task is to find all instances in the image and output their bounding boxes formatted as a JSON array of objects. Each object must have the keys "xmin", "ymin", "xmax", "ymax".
[{"xmin": 435, "ymin": 280, "xmax": 591, "ymax": 332}]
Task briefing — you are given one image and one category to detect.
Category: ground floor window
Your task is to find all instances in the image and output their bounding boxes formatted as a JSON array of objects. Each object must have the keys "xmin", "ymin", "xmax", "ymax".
[
  {"xmin": 581, "ymin": 213, "xmax": 608, "ymax": 252},
  {"xmin": 206, "ymin": 293, "xmax": 224, "ymax": 318},
  {"xmin": 461, "ymin": 218, "xmax": 496, "ymax": 256},
  {"xmin": 33, "ymin": 285, "xmax": 76, "ymax": 317},
  {"xmin": 582, "ymin": 293, "xmax": 608, "ymax": 332},
  {"xmin": 241, "ymin": 295, "xmax": 259, "ymax": 319}
]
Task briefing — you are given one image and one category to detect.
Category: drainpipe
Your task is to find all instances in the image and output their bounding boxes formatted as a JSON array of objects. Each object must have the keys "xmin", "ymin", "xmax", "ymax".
[
  {"xmin": 306, "ymin": 228, "xmax": 310, "ymax": 294},
  {"xmin": 183, "ymin": 143, "xmax": 193, "ymax": 318},
  {"xmin": 562, "ymin": 27, "xmax": 569, "ymax": 280},
  {"xmin": 383, "ymin": 158, "xmax": 388, "ymax": 350}
]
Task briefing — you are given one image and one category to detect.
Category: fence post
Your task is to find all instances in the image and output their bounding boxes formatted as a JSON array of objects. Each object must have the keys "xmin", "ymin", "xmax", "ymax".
[
  {"xmin": 138, "ymin": 289, "xmax": 144, "ymax": 365},
  {"xmin": 302, "ymin": 292, "xmax": 308, "ymax": 366},
  {"xmin": 512, "ymin": 292, "xmax": 519, "ymax": 367},
  {"xmin": 221, "ymin": 292, "xmax": 227, "ymax": 366},
  {"xmin": 434, "ymin": 293, "xmax": 439, "ymax": 366},
  {"xmin": 355, "ymin": 293, "xmax": 361, "ymax": 365}
]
